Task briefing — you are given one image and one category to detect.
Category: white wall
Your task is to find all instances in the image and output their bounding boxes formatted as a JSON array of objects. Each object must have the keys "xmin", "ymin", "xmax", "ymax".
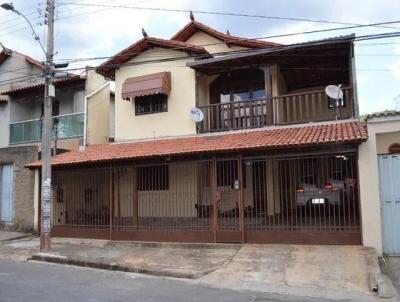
[{"xmin": 358, "ymin": 116, "xmax": 400, "ymax": 255}]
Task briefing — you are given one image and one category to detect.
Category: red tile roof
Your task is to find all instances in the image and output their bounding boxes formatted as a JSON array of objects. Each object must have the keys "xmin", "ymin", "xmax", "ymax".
[
  {"xmin": 27, "ymin": 121, "xmax": 367, "ymax": 169},
  {"xmin": 171, "ymin": 20, "xmax": 280, "ymax": 49},
  {"xmin": 1, "ymin": 75, "xmax": 85, "ymax": 95},
  {"xmin": 96, "ymin": 37, "xmax": 210, "ymax": 79},
  {"xmin": 0, "ymin": 49, "xmax": 11, "ymax": 65}
]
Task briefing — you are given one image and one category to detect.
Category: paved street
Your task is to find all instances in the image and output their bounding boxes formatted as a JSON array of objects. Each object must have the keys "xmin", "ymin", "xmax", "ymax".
[{"xmin": 0, "ymin": 259, "xmax": 345, "ymax": 302}]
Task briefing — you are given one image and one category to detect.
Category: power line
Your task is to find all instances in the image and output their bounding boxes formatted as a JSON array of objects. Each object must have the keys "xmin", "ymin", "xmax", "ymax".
[
  {"xmin": 50, "ymin": 31, "xmax": 400, "ymax": 65},
  {"xmin": 58, "ymin": 2, "xmax": 400, "ymax": 30}
]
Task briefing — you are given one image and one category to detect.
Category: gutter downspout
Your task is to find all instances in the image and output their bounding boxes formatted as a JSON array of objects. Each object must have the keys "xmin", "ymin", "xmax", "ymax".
[{"xmin": 83, "ymin": 82, "xmax": 110, "ymax": 147}]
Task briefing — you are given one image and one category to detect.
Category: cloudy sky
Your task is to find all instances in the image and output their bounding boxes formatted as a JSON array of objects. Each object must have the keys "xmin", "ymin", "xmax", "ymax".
[{"xmin": 1, "ymin": 0, "xmax": 400, "ymax": 114}]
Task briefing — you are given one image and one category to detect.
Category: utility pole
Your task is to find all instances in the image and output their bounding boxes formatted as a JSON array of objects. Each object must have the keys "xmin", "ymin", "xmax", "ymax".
[{"xmin": 40, "ymin": 0, "xmax": 55, "ymax": 252}]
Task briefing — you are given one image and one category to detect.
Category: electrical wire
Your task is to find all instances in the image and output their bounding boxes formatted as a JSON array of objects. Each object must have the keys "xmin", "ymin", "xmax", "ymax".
[
  {"xmin": 51, "ymin": 31, "xmax": 400, "ymax": 66},
  {"xmin": 57, "ymin": 2, "xmax": 400, "ymax": 30}
]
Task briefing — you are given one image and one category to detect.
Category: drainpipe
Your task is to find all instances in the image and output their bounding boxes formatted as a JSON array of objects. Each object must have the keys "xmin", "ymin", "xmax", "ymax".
[{"xmin": 83, "ymin": 82, "xmax": 110, "ymax": 147}]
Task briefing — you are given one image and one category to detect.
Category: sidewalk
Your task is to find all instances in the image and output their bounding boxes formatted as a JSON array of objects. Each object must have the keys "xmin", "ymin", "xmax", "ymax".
[
  {"xmin": 0, "ymin": 231, "xmax": 32, "ymax": 242},
  {"xmin": 31, "ymin": 238, "xmax": 239, "ymax": 279},
  {"xmin": 0, "ymin": 234, "xmax": 396, "ymax": 301}
]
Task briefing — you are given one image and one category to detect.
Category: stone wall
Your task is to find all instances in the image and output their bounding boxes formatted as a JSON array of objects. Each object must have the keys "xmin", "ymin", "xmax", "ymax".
[{"xmin": 0, "ymin": 145, "xmax": 38, "ymax": 231}]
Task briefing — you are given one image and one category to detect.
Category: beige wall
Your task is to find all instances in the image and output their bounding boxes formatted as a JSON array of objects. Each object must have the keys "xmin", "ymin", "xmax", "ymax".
[
  {"xmin": 376, "ymin": 131, "xmax": 400, "ymax": 154},
  {"xmin": 87, "ymin": 85, "xmax": 112, "ymax": 145},
  {"xmin": 114, "ymin": 48, "xmax": 197, "ymax": 141},
  {"xmin": 185, "ymin": 31, "xmax": 246, "ymax": 54},
  {"xmin": 358, "ymin": 116, "xmax": 400, "ymax": 255},
  {"xmin": 138, "ymin": 163, "xmax": 199, "ymax": 217}
]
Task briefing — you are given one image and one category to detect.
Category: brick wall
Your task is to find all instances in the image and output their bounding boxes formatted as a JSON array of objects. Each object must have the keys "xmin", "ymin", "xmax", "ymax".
[{"xmin": 0, "ymin": 145, "xmax": 38, "ymax": 231}]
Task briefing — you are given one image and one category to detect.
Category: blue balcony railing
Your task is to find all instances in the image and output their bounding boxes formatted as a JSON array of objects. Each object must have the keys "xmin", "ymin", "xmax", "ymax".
[{"xmin": 9, "ymin": 112, "xmax": 84, "ymax": 145}]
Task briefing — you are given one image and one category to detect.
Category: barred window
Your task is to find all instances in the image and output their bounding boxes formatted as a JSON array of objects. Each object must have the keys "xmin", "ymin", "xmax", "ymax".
[
  {"xmin": 138, "ymin": 165, "xmax": 169, "ymax": 191},
  {"xmin": 135, "ymin": 94, "xmax": 168, "ymax": 115}
]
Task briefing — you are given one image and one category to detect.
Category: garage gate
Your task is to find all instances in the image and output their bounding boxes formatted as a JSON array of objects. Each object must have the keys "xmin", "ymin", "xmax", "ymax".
[{"xmin": 379, "ymin": 154, "xmax": 400, "ymax": 255}]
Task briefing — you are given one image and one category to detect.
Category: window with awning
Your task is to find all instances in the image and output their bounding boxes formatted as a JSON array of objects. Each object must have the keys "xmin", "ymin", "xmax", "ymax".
[{"xmin": 121, "ymin": 71, "xmax": 171, "ymax": 100}]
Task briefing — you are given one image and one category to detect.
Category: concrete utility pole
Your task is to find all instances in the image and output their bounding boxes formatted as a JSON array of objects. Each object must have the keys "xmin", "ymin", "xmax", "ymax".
[{"xmin": 40, "ymin": 0, "xmax": 55, "ymax": 252}]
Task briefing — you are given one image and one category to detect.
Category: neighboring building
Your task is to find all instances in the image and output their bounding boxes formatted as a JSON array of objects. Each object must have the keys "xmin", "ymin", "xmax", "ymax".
[
  {"xmin": 359, "ymin": 111, "xmax": 400, "ymax": 255},
  {"xmin": 0, "ymin": 46, "xmax": 43, "ymax": 230},
  {"xmin": 29, "ymin": 18, "xmax": 367, "ymax": 246},
  {"xmin": 0, "ymin": 46, "xmax": 113, "ymax": 230}
]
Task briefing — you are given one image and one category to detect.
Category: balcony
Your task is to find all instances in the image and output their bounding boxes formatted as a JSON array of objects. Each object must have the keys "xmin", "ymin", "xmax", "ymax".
[
  {"xmin": 198, "ymin": 87, "xmax": 354, "ymax": 133},
  {"xmin": 9, "ymin": 112, "xmax": 84, "ymax": 145}
]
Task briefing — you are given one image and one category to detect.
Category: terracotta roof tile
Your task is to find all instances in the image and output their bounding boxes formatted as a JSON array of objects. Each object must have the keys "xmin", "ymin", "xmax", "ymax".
[
  {"xmin": 96, "ymin": 37, "xmax": 210, "ymax": 79},
  {"xmin": 171, "ymin": 20, "xmax": 280, "ymax": 49},
  {"xmin": 1, "ymin": 75, "xmax": 86, "ymax": 95},
  {"xmin": 27, "ymin": 121, "xmax": 367, "ymax": 169}
]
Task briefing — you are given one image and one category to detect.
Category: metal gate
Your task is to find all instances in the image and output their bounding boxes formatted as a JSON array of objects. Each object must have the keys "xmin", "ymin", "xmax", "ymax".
[
  {"xmin": 0, "ymin": 164, "xmax": 14, "ymax": 222},
  {"xmin": 378, "ymin": 154, "xmax": 400, "ymax": 255},
  {"xmin": 214, "ymin": 159, "xmax": 242, "ymax": 242},
  {"xmin": 51, "ymin": 152, "xmax": 360, "ymax": 245}
]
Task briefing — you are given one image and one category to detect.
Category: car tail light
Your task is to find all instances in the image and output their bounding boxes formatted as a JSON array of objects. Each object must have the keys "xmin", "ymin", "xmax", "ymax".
[
  {"xmin": 324, "ymin": 182, "xmax": 333, "ymax": 190},
  {"xmin": 296, "ymin": 187, "xmax": 304, "ymax": 193}
]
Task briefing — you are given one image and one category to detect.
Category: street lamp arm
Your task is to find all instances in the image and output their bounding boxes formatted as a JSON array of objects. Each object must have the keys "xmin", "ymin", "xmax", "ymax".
[{"xmin": 1, "ymin": 3, "xmax": 47, "ymax": 55}]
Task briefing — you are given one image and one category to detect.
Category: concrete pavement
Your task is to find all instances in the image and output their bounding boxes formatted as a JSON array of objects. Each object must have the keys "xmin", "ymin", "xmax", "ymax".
[
  {"xmin": 32, "ymin": 239, "xmax": 240, "ymax": 278},
  {"xmin": 0, "ymin": 259, "xmax": 377, "ymax": 302},
  {"xmin": 0, "ymin": 230, "xmax": 32, "ymax": 242},
  {"xmin": 380, "ymin": 257, "xmax": 400, "ymax": 295},
  {"xmin": 0, "ymin": 233, "xmax": 394, "ymax": 301},
  {"xmin": 199, "ymin": 244, "xmax": 389, "ymax": 301}
]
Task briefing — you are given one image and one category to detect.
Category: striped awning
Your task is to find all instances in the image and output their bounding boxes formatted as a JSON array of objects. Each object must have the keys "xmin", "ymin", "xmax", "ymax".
[{"xmin": 121, "ymin": 72, "xmax": 171, "ymax": 100}]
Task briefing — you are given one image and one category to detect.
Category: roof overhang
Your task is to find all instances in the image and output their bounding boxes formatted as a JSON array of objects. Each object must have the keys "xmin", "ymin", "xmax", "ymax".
[
  {"xmin": 122, "ymin": 71, "xmax": 171, "ymax": 100},
  {"xmin": 171, "ymin": 20, "xmax": 280, "ymax": 49},
  {"xmin": 0, "ymin": 48, "xmax": 11, "ymax": 65},
  {"xmin": 26, "ymin": 121, "xmax": 367, "ymax": 169},
  {"xmin": 187, "ymin": 35, "xmax": 355, "ymax": 75},
  {"xmin": 96, "ymin": 37, "xmax": 210, "ymax": 80},
  {"xmin": 1, "ymin": 76, "xmax": 86, "ymax": 96}
]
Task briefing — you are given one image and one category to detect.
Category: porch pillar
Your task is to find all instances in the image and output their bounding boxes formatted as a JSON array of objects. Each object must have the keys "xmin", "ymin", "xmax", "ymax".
[{"xmin": 263, "ymin": 65, "xmax": 272, "ymax": 125}]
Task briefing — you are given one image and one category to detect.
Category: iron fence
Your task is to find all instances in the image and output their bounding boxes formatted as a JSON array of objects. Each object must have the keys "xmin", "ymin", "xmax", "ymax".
[{"xmin": 51, "ymin": 152, "xmax": 360, "ymax": 243}]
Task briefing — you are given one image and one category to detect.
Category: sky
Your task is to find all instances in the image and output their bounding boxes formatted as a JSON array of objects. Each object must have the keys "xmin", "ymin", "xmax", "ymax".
[{"xmin": 0, "ymin": 0, "xmax": 400, "ymax": 114}]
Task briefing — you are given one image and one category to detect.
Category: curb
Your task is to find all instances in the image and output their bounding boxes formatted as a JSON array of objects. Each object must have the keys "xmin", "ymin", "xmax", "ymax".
[
  {"xmin": 30, "ymin": 253, "xmax": 204, "ymax": 279},
  {"xmin": 366, "ymin": 248, "xmax": 396, "ymax": 298},
  {"xmin": 0, "ymin": 233, "xmax": 34, "ymax": 243}
]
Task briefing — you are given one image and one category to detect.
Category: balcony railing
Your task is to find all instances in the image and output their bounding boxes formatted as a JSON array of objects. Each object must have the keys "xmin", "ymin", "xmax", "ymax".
[
  {"xmin": 198, "ymin": 87, "xmax": 354, "ymax": 133},
  {"xmin": 198, "ymin": 98, "xmax": 269, "ymax": 133},
  {"xmin": 271, "ymin": 87, "xmax": 354, "ymax": 125},
  {"xmin": 9, "ymin": 112, "xmax": 84, "ymax": 145}
]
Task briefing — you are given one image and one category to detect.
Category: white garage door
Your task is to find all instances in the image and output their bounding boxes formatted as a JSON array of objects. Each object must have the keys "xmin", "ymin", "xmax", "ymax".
[
  {"xmin": 379, "ymin": 155, "xmax": 400, "ymax": 255},
  {"xmin": 0, "ymin": 164, "xmax": 14, "ymax": 222}
]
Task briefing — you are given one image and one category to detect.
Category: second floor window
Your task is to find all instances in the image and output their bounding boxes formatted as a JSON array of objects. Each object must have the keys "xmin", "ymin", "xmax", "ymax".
[{"xmin": 135, "ymin": 94, "xmax": 168, "ymax": 115}]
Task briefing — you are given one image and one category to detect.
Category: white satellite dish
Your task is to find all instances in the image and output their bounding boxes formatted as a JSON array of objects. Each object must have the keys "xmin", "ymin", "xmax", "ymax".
[
  {"xmin": 189, "ymin": 107, "xmax": 204, "ymax": 122},
  {"xmin": 325, "ymin": 84, "xmax": 343, "ymax": 120},
  {"xmin": 325, "ymin": 85, "xmax": 343, "ymax": 100}
]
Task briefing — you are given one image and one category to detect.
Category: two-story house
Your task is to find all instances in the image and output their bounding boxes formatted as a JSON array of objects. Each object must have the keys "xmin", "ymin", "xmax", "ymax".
[
  {"xmin": 28, "ymin": 18, "xmax": 369, "ymax": 246},
  {"xmin": 0, "ymin": 46, "xmax": 44, "ymax": 230},
  {"xmin": 0, "ymin": 46, "xmax": 114, "ymax": 231}
]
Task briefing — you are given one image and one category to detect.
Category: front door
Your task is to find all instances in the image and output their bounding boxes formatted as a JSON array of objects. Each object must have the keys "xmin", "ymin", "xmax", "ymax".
[
  {"xmin": 215, "ymin": 159, "xmax": 242, "ymax": 242},
  {"xmin": 378, "ymin": 154, "xmax": 400, "ymax": 255},
  {"xmin": 0, "ymin": 164, "xmax": 14, "ymax": 222}
]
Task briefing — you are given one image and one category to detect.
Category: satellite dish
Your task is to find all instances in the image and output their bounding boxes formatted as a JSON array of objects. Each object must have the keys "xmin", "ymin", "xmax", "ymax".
[
  {"xmin": 325, "ymin": 85, "xmax": 343, "ymax": 100},
  {"xmin": 189, "ymin": 107, "xmax": 204, "ymax": 122}
]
